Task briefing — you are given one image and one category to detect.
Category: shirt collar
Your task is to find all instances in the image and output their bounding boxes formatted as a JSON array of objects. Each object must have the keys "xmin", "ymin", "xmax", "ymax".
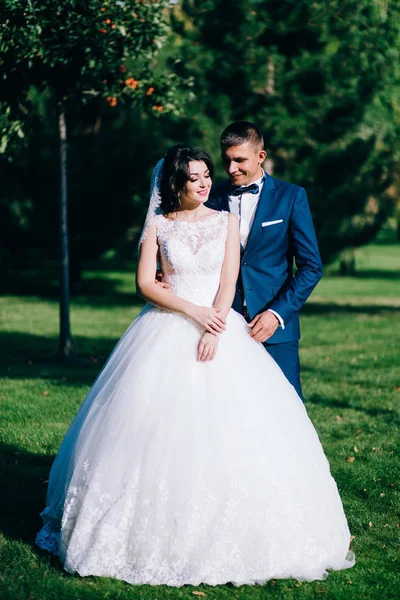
[{"xmin": 253, "ymin": 169, "xmax": 266, "ymax": 190}]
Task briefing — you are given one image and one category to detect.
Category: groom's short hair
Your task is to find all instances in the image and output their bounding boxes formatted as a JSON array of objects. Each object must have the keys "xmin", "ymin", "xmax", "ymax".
[{"xmin": 220, "ymin": 122, "xmax": 264, "ymax": 152}]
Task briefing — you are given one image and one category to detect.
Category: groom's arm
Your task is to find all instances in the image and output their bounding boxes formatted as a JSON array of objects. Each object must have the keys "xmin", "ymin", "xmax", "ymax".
[{"xmin": 268, "ymin": 187, "xmax": 323, "ymax": 325}]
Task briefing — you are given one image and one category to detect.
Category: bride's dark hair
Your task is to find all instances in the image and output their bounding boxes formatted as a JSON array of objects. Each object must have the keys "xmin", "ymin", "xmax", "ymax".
[{"xmin": 160, "ymin": 145, "xmax": 214, "ymax": 214}]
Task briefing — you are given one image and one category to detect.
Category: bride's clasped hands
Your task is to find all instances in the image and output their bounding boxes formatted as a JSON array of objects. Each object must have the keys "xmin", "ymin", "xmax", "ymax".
[
  {"xmin": 187, "ymin": 304, "xmax": 225, "ymax": 362},
  {"xmin": 155, "ymin": 280, "xmax": 225, "ymax": 361},
  {"xmin": 185, "ymin": 304, "xmax": 226, "ymax": 335}
]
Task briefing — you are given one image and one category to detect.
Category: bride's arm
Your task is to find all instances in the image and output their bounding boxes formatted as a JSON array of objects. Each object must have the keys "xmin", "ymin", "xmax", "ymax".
[
  {"xmin": 196, "ymin": 215, "xmax": 239, "ymax": 360},
  {"xmin": 136, "ymin": 222, "xmax": 226, "ymax": 333},
  {"xmin": 213, "ymin": 214, "xmax": 240, "ymax": 319}
]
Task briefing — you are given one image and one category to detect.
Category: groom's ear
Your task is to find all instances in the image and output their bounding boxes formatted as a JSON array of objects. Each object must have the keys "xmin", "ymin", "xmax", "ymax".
[{"xmin": 259, "ymin": 149, "xmax": 267, "ymax": 164}]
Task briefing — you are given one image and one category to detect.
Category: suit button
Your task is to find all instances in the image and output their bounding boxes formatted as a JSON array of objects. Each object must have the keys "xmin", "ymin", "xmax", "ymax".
[{"xmin": 243, "ymin": 262, "xmax": 248, "ymax": 266}]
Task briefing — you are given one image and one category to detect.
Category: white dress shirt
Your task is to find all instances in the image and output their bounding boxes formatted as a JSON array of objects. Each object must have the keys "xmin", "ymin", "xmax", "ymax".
[{"xmin": 228, "ymin": 172, "xmax": 285, "ymax": 329}]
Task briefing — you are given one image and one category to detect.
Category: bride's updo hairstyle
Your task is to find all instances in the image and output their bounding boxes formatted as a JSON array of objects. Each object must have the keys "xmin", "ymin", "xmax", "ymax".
[{"xmin": 160, "ymin": 145, "xmax": 214, "ymax": 214}]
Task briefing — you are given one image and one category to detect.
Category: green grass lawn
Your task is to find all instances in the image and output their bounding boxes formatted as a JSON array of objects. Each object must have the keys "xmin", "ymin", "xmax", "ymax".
[{"xmin": 1, "ymin": 243, "xmax": 399, "ymax": 600}]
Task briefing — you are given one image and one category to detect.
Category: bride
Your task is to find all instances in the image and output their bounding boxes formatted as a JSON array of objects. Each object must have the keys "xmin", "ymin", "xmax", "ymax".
[{"xmin": 36, "ymin": 145, "xmax": 355, "ymax": 586}]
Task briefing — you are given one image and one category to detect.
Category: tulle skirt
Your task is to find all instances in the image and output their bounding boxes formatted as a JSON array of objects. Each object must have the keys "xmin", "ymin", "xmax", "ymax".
[{"xmin": 36, "ymin": 306, "xmax": 355, "ymax": 585}]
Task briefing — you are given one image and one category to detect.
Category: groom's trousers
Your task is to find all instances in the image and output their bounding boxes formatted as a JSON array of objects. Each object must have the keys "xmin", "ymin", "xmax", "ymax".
[{"xmin": 264, "ymin": 341, "xmax": 303, "ymax": 401}]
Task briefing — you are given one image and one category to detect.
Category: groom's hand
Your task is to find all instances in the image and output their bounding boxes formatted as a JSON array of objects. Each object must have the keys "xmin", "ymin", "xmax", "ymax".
[
  {"xmin": 155, "ymin": 269, "xmax": 172, "ymax": 291},
  {"xmin": 248, "ymin": 311, "xmax": 279, "ymax": 342}
]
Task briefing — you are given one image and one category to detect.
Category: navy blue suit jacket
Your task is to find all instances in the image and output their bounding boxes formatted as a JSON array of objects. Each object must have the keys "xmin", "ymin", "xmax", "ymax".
[{"xmin": 207, "ymin": 174, "xmax": 323, "ymax": 344}]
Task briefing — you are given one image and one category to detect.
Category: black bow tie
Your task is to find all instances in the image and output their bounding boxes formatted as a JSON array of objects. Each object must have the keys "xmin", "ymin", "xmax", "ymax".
[{"xmin": 230, "ymin": 183, "xmax": 260, "ymax": 196}]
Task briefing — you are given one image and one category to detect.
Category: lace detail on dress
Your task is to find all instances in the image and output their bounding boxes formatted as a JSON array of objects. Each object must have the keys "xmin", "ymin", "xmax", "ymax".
[{"xmin": 155, "ymin": 211, "xmax": 229, "ymax": 306}]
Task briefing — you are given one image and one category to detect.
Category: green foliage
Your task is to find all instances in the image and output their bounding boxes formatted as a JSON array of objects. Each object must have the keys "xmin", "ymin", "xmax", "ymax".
[
  {"xmin": 0, "ymin": 102, "xmax": 164, "ymax": 278},
  {"xmin": 0, "ymin": 105, "xmax": 24, "ymax": 154},
  {"xmin": 1, "ymin": 0, "xmax": 176, "ymax": 106},
  {"xmin": 0, "ymin": 0, "xmax": 187, "ymax": 278},
  {"xmin": 1, "ymin": 0, "xmax": 400, "ymax": 272},
  {"xmin": 170, "ymin": 0, "xmax": 400, "ymax": 262},
  {"xmin": 0, "ymin": 0, "xmax": 184, "ymax": 151}
]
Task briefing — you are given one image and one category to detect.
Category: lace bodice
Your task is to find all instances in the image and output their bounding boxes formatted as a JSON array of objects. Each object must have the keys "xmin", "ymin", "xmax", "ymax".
[{"xmin": 154, "ymin": 211, "xmax": 229, "ymax": 306}]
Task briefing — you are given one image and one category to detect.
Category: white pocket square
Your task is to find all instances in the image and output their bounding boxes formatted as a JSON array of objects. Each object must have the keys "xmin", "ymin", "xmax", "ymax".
[{"xmin": 262, "ymin": 219, "xmax": 283, "ymax": 227}]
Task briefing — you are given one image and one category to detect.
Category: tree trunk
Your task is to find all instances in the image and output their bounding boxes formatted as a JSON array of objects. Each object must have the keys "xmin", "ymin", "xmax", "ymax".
[{"xmin": 58, "ymin": 106, "xmax": 73, "ymax": 358}]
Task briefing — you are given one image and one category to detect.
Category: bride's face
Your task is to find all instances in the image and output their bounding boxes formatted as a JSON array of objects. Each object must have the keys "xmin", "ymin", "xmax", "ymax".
[{"xmin": 180, "ymin": 160, "xmax": 212, "ymax": 206}]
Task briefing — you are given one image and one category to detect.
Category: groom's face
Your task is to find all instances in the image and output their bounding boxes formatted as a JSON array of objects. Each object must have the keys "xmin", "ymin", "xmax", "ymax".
[{"xmin": 221, "ymin": 142, "xmax": 266, "ymax": 187}]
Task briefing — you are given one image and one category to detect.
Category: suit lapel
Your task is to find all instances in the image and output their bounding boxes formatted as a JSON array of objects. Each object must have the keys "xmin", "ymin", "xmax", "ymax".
[{"xmin": 243, "ymin": 174, "xmax": 276, "ymax": 259}]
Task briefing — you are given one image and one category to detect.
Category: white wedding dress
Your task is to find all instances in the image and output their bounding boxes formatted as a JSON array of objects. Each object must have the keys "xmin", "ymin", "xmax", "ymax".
[{"xmin": 36, "ymin": 211, "xmax": 355, "ymax": 586}]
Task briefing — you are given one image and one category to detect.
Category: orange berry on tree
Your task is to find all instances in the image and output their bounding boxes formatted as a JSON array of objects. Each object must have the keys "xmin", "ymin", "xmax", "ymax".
[
  {"xmin": 126, "ymin": 77, "xmax": 138, "ymax": 89},
  {"xmin": 146, "ymin": 87, "xmax": 155, "ymax": 96}
]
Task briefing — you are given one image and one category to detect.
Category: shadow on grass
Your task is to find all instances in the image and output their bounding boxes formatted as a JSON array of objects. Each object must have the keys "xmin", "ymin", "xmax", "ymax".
[
  {"xmin": 73, "ymin": 290, "xmax": 144, "ymax": 309},
  {"xmin": 0, "ymin": 441, "xmax": 54, "ymax": 544},
  {"xmin": 302, "ymin": 303, "xmax": 399, "ymax": 316},
  {"xmin": 1, "ymin": 272, "xmax": 144, "ymax": 308},
  {"xmin": 350, "ymin": 269, "xmax": 400, "ymax": 280},
  {"xmin": 0, "ymin": 331, "xmax": 119, "ymax": 385},
  {"xmin": 309, "ymin": 393, "xmax": 400, "ymax": 427}
]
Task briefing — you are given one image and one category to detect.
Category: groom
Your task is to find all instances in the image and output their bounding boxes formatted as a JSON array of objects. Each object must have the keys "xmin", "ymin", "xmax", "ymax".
[{"xmin": 207, "ymin": 122, "xmax": 323, "ymax": 400}]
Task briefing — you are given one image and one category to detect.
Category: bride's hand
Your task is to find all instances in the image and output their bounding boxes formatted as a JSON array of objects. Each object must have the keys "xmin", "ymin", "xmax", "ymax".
[
  {"xmin": 187, "ymin": 306, "xmax": 226, "ymax": 334},
  {"xmin": 197, "ymin": 332, "xmax": 219, "ymax": 362}
]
